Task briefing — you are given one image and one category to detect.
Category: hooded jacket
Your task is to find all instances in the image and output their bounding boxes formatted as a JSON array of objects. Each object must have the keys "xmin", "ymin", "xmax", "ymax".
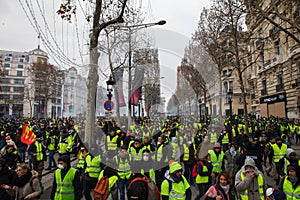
[
  {"xmin": 0, "ymin": 158, "xmax": 16, "ymax": 200},
  {"xmin": 235, "ymin": 157, "xmax": 266, "ymax": 200},
  {"xmin": 50, "ymin": 155, "xmax": 82, "ymax": 200}
]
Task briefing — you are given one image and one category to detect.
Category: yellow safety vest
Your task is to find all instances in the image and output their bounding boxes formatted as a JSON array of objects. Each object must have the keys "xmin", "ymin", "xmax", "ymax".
[
  {"xmin": 35, "ymin": 141, "xmax": 43, "ymax": 161},
  {"xmin": 161, "ymin": 176, "xmax": 190, "ymax": 200},
  {"xmin": 240, "ymin": 173, "xmax": 264, "ymax": 200},
  {"xmin": 85, "ymin": 154, "xmax": 101, "ymax": 178},
  {"xmin": 283, "ymin": 176, "xmax": 300, "ymax": 199},
  {"xmin": 106, "ymin": 135, "xmax": 118, "ymax": 151},
  {"xmin": 115, "ymin": 156, "xmax": 131, "ymax": 179},
  {"xmin": 208, "ymin": 150, "xmax": 224, "ymax": 173},
  {"xmin": 222, "ymin": 133, "xmax": 229, "ymax": 144},
  {"xmin": 54, "ymin": 167, "xmax": 77, "ymax": 200},
  {"xmin": 195, "ymin": 162, "xmax": 209, "ymax": 184},
  {"xmin": 272, "ymin": 143, "xmax": 287, "ymax": 163},
  {"xmin": 210, "ymin": 132, "xmax": 218, "ymax": 144}
]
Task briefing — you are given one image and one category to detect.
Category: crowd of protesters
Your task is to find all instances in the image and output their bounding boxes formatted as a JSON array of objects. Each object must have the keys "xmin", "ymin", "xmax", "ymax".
[{"xmin": 0, "ymin": 115, "xmax": 299, "ymax": 199}]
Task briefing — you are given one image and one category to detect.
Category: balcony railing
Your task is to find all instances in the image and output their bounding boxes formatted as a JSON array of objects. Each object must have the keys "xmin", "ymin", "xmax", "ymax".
[{"xmin": 276, "ymin": 84, "xmax": 284, "ymax": 92}]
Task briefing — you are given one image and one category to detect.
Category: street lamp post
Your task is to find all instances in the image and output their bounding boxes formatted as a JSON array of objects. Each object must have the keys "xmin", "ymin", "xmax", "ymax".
[
  {"xmin": 198, "ymin": 99, "xmax": 202, "ymax": 122},
  {"xmin": 112, "ymin": 20, "xmax": 166, "ymax": 130},
  {"xmin": 106, "ymin": 75, "xmax": 115, "ymax": 100},
  {"xmin": 227, "ymin": 89, "xmax": 233, "ymax": 117}
]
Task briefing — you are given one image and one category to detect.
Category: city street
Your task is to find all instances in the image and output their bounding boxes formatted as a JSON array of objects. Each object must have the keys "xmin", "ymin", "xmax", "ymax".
[{"xmin": 38, "ymin": 144, "xmax": 300, "ymax": 199}]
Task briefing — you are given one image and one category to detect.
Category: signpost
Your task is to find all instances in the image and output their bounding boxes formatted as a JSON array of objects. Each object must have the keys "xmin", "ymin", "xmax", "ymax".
[{"xmin": 104, "ymin": 100, "xmax": 114, "ymax": 111}]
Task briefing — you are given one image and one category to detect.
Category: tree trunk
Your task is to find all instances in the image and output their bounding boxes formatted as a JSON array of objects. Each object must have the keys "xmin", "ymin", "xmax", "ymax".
[{"xmin": 84, "ymin": 48, "xmax": 100, "ymax": 145}]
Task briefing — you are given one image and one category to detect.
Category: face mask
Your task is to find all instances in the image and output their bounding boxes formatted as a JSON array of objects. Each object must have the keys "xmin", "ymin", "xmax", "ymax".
[
  {"xmin": 143, "ymin": 156, "xmax": 149, "ymax": 161},
  {"xmin": 157, "ymin": 142, "xmax": 161, "ymax": 145},
  {"xmin": 57, "ymin": 164, "xmax": 64, "ymax": 169}
]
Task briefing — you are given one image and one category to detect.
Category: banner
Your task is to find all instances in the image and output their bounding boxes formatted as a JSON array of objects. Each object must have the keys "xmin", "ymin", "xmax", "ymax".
[
  {"xmin": 115, "ymin": 68, "xmax": 126, "ymax": 107},
  {"xmin": 129, "ymin": 67, "xmax": 145, "ymax": 105},
  {"xmin": 21, "ymin": 123, "xmax": 36, "ymax": 145}
]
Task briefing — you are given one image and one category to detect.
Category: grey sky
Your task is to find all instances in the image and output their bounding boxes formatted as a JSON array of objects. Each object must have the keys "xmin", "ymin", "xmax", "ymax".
[{"xmin": 0, "ymin": 0, "xmax": 211, "ymax": 104}]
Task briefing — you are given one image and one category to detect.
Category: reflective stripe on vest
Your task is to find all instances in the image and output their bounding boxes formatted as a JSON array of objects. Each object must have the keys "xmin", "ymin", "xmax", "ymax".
[
  {"xmin": 76, "ymin": 151, "xmax": 85, "ymax": 169},
  {"xmin": 210, "ymin": 132, "xmax": 218, "ymax": 143},
  {"xmin": 85, "ymin": 155, "xmax": 101, "ymax": 178},
  {"xmin": 35, "ymin": 141, "xmax": 43, "ymax": 161},
  {"xmin": 222, "ymin": 133, "xmax": 229, "ymax": 144},
  {"xmin": 183, "ymin": 144, "xmax": 189, "ymax": 161},
  {"xmin": 208, "ymin": 150, "xmax": 224, "ymax": 173},
  {"xmin": 272, "ymin": 143, "xmax": 287, "ymax": 163},
  {"xmin": 54, "ymin": 168, "xmax": 76, "ymax": 200},
  {"xmin": 240, "ymin": 173, "xmax": 264, "ymax": 200},
  {"xmin": 115, "ymin": 157, "xmax": 131, "ymax": 179},
  {"xmin": 283, "ymin": 176, "xmax": 300, "ymax": 199},
  {"xmin": 107, "ymin": 135, "xmax": 118, "ymax": 151}
]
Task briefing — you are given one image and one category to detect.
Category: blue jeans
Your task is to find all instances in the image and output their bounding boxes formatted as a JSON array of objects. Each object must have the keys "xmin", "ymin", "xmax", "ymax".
[
  {"xmin": 47, "ymin": 150, "xmax": 56, "ymax": 168},
  {"xmin": 18, "ymin": 145, "xmax": 27, "ymax": 162},
  {"xmin": 118, "ymin": 178, "xmax": 130, "ymax": 200}
]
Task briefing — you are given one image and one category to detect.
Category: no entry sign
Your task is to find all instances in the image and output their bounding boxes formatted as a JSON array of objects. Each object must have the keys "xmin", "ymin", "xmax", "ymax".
[{"xmin": 104, "ymin": 100, "xmax": 114, "ymax": 111}]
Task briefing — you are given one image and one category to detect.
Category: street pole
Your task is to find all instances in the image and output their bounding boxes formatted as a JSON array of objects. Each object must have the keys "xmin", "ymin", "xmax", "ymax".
[{"xmin": 127, "ymin": 28, "xmax": 132, "ymax": 130}]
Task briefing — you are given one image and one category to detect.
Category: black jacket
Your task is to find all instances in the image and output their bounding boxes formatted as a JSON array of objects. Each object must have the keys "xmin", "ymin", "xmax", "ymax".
[
  {"xmin": 50, "ymin": 155, "xmax": 82, "ymax": 200},
  {"xmin": 0, "ymin": 158, "xmax": 16, "ymax": 200}
]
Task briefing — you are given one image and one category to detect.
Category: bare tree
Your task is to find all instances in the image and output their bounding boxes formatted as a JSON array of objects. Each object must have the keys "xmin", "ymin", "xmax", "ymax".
[
  {"xmin": 247, "ymin": 0, "xmax": 300, "ymax": 44},
  {"xmin": 29, "ymin": 62, "xmax": 61, "ymax": 118},
  {"xmin": 57, "ymin": 0, "xmax": 134, "ymax": 145}
]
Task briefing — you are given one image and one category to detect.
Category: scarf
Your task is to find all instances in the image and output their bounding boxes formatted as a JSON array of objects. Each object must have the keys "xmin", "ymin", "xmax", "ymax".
[
  {"xmin": 170, "ymin": 172, "xmax": 183, "ymax": 183},
  {"xmin": 13, "ymin": 171, "xmax": 32, "ymax": 187},
  {"xmin": 229, "ymin": 148, "xmax": 237, "ymax": 157}
]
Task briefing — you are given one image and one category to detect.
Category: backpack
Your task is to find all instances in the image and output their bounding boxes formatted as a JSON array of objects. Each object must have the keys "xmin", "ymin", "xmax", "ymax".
[
  {"xmin": 192, "ymin": 161, "xmax": 204, "ymax": 178},
  {"xmin": 29, "ymin": 179, "xmax": 44, "ymax": 199},
  {"xmin": 127, "ymin": 175, "xmax": 160, "ymax": 200},
  {"xmin": 93, "ymin": 176, "xmax": 109, "ymax": 200}
]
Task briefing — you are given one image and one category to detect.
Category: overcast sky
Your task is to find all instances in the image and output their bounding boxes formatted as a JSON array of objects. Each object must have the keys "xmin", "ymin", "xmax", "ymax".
[{"xmin": 0, "ymin": 0, "xmax": 211, "ymax": 104}]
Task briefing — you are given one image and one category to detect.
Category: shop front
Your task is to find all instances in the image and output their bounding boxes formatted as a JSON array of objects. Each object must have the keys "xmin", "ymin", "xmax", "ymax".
[{"xmin": 259, "ymin": 92, "xmax": 286, "ymax": 118}]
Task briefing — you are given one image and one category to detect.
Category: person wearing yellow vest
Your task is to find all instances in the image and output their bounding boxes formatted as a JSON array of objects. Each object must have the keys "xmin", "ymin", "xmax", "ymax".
[
  {"xmin": 114, "ymin": 146, "xmax": 132, "ymax": 200},
  {"xmin": 28, "ymin": 135, "xmax": 47, "ymax": 181},
  {"xmin": 208, "ymin": 142, "xmax": 225, "ymax": 184},
  {"xmin": 180, "ymin": 141, "xmax": 197, "ymax": 184},
  {"xmin": 97, "ymin": 165, "xmax": 119, "ymax": 200},
  {"xmin": 140, "ymin": 149, "xmax": 156, "ymax": 183},
  {"xmin": 83, "ymin": 145, "xmax": 102, "ymax": 200},
  {"xmin": 161, "ymin": 160, "xmax": 191, "ymax": 200},
  {"xmin": 45, "ymin": 131, "xmax": 58, "ymax": 170},
  {"xmin": 194, "ymin": 154, "xmax": 213, "ymax": 200},
  {"xmin": 277, "ymin": 148, "xmax": 300, "ymax": 177},
  {"xmin": 57, "ymin": 130, "xmax": 69, "ymax": 157},
  {"xmin": 279, "ymin": 163, "xmax": 300, "ymax": 200},
  {"xmin": 270, "ymin": 136, "xmax": 288, "ymax": 183},
  {"xmin": 50, "ymin": 155, "xmax": 82, "ymax": 200},
  {"xmin": 220, "ymin": 127, "xmax": 231, "ymax": 152},
  {"xmin": 209, "ymin": 129, "xmax": 218, "ymax": 145},
  {"xmin": 105, "ymin": 130, "xmax": 120, "ymax": 158},
  {"xmin": 235, "ymin": 157, "xmax": 266, "ymax": 200}
]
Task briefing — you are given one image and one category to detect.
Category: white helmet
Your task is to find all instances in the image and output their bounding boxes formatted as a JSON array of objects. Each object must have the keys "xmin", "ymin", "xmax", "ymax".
[{"xmin": 266, "ymin": 188, "xmax": 274, "ymax": 196}]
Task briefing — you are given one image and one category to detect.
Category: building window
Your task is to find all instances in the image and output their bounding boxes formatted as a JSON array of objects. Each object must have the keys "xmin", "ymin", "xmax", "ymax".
[
  {"xmin": 0, "ymin": 94, "xmax": 10, "ymax": 100},
  {"xmin": 262, "ymin": 79, "xmax": 267, "ymax": 94},
  {"xmin": 20, "ymin": 58, "xmax": 24, "ymax": 62},
  {"xmin": 229, "ymin": 81, "xmax": 234, "ymax": 91},
  {"xmin": 1, "ymin": 78, "xmax": 10, "ymax": 84},
  {"xmin": 224, "ymin": 82, "xmax": 228, "ymax": 92},
  {"xmin": 17, "ymin": 64, "xmax": 24, "ymax": 69},
  {"xmin": 278, "ymin": 74, "xmax": 283, "ymax": 85},
  {"xmin": 274, "ymin": 40, "xmax": 280, "ymax": 55},
  {"xmin": 14, "ymin": 79, "xmax": 24, "ymax": 84},
  {"xmin": 13, "ymin": 95, "xmax": 23, "ymax": 100},
  {"xmin": 13, "ymin": 87, "xmax": 24, "ymax": 92},
  {"xmin": 4, "ymin": 57, "xmax": 11, "ymax": 61},
  {"xmin": 0, "ymin": 86, "xmax": 10, "ymax": 92},
  {"xmin": 16, "ymin": 71, "xmax": 23, "ymax": 76},
  {"xmin": 4, "ymin": 63, "xmax": 10, "ymax": 67},
  {"xmin": 3, "ymin": 70, "xmax": 9, "ymax": 75},
  {"xmin": 260, "ymin": 51, "xmax": 265, "ymax": 64}
]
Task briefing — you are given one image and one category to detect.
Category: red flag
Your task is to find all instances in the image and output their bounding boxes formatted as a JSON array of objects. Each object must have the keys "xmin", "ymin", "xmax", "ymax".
[{"xmin": 21, "ymin": 123, "xmax": 36, "ymax": 145}]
